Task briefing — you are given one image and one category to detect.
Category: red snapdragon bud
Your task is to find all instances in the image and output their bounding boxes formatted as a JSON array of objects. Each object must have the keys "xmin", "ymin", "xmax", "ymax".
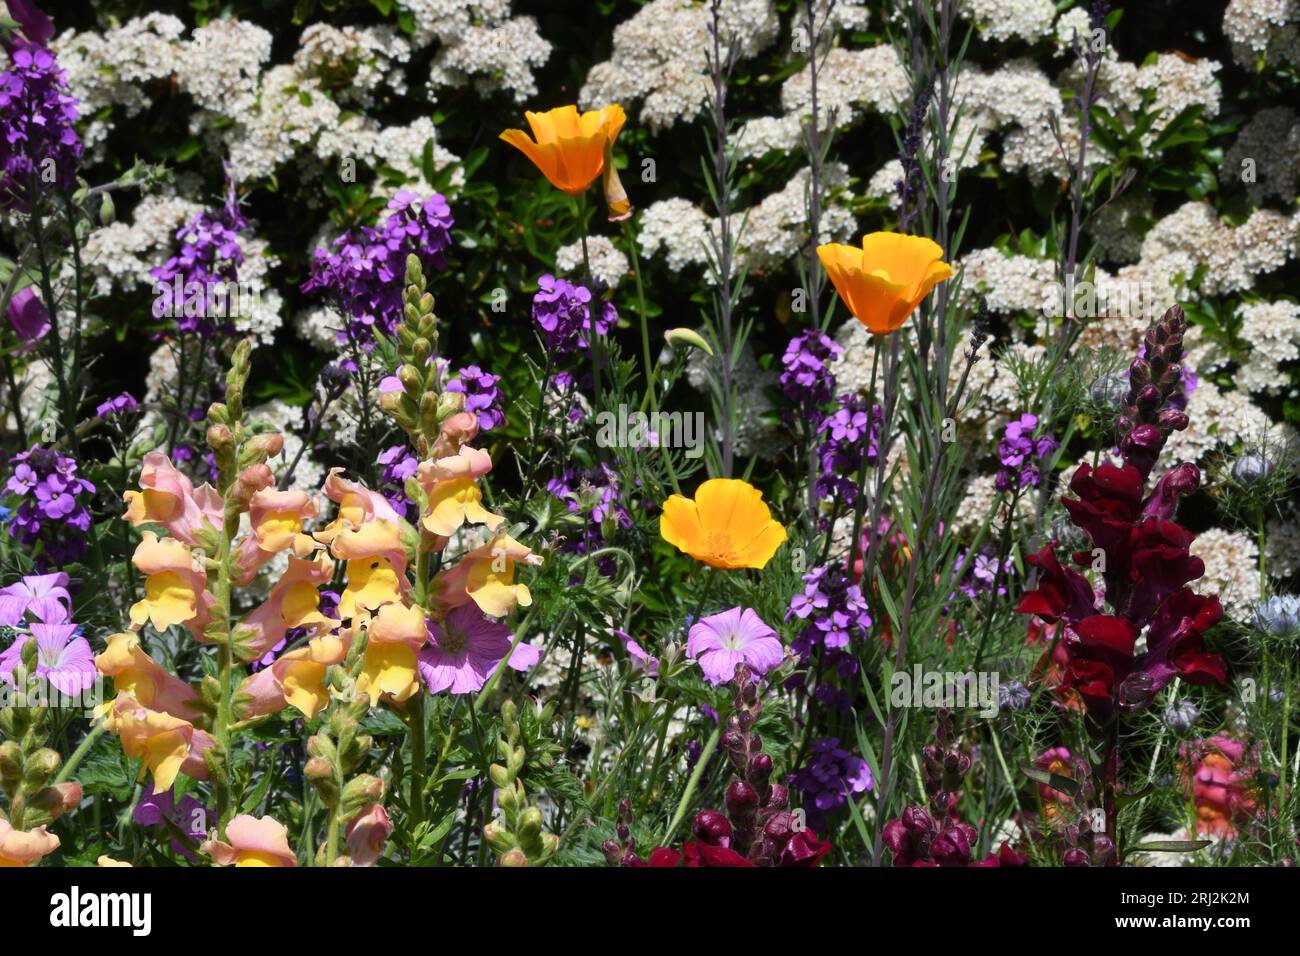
[{"xmin": 692, "ymin": 810, "xmax": 732, "ymax": 847}]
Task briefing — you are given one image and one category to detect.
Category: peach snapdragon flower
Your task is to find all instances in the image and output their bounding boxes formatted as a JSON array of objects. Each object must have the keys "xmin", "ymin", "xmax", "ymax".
[{"xmin": 201, "ymin": 814, "xmax": 297, "ymax": 867}]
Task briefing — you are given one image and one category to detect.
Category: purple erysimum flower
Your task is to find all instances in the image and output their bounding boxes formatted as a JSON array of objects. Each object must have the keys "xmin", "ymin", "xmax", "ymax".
[
  {"xmin": 791, "ymin": 737, "xmax": 873, "ymax": 832},
  {"xmin": 301, "ymin": 191, "xmax": 454, "ymax": 344},
  {"xmin": 815, "ymin": 395, "xmax": 882, "ymax": 516},
  {"xmin": 0, "ymin": 39, "xmax": 82, "ymax": 205},
  {"xmin": 0, "ymin": 571, "xmax": 71, "ymax": 626},
  {"xmin": 95, "ymin": 392, "xmax": 138, "ymax": 419},
  {"xmin": 4, "ymin": 445, "xmax": 95, "ymax": 567},
  {"xmin": 780, "ymin": 329, "xmax": 843, "ymax": 412},
  {"xmin": 446, "ymin": 365, "xmax": 504, "ymax": 430},
  {"xmin": 134, "ymin": 785, "xmax": 210, "ymax": 861},
  {"xmin": 786, "ymin": 564, "xmax": 872, "ymax": 657},
  {"xmin": 995, "ymin": 412, "xmax": 1058, "ymax": 492},
  {"xmin": 5, "ymin": 287, "xmax": 49, "ymax": 345},
  {"xmin": 531, "ymin": 274, "xmax": 616, "ymax": 355},
  {"xmin": 687, "ymin": 607, "xmax": 784, "ymax": 685},
  {"xmin": 149, "ymin": 183, "xmax": 248, "ymax": 337},
  {"xmin": 418, "ymin": 603, "xmax": 537, "ymax": 694},
  {"xmin": 0, "ymin": 623, "xmax": 94, "ymax": 695}
]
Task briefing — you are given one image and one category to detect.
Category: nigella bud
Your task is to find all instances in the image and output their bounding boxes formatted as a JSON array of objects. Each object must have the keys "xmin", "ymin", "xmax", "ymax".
[
  {"xmin": 998, "ymin": 679, "xmax": 1031, "ymax": 711},
  {"xmin": 1232, "ymin": 453, "xmax": 1275, "ymax": 485},
  {"xmin": 1254, "ymin": 595, "xmax": 1300, "ymax": 639},
  {"xmin": 1163, "ymin": 699, "xmax": 1200, "ymax": 731},
  {"xmin": 692, "ymin": 810, "xmax": 732, "ymax": 847},
  {"xmin": 1090, "ymin": 374, "xmax": 1128, "ymax": 409}
]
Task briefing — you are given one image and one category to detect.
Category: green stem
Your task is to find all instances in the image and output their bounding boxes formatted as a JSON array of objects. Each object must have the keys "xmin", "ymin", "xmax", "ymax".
[
  {"xmin": 622, "ymin": 218, "xmax": 656, "ymax": 413},
  {"xmin": 663, "ymin": 725, "xmax": 721, "ymax": 845},
  {"xmin": 53, "ymin": 720, "xmax": 107, "ymax": 784}
]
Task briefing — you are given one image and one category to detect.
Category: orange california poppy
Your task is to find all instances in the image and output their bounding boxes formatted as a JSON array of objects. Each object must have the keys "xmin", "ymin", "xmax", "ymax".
[
  {"xmin": 659, "ymin": 478, "xmax": 787, "ymax": 570},
  {"xmin": 500, "ymin": 104, "xmax": 627, "ymax": 198},
  {"xmin": 816, "ymin": 232, "xmax": 954, "ymax": 335}
]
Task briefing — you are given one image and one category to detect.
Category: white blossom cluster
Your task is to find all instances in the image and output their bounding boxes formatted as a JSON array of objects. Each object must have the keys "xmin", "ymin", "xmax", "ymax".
[
  {"xmin": 1234, "ymin": 300, "xmax": 1300, "ymax": 395},
  {"xmin": 54, "ymin": 14, "xmax": 459, "ymax": 194},
  {"xmin": 51, "ymin": 15, "xmax": 187, "ymax": 156},
  {"xmin": 1191, "ymin": 528, "xmax": 1262, "ymax": 617},
  {"xmin": 556, "ymin": 236, "xmax": 630, "ymax": 291},
  {"xmin": 637, "ymin": 199, "xmax": 713, "ymax": 272},
  {"xmin": 637, "ymin": 164, "xmax": 855, "ymax": 278},
  {"xmin": 80, "ymin": 194, "xmax": 206, "ymax": 297},
  {"xmin": 957, "ymin": 0, "xmax": 1057, "ymax": 43},
  {"xmin": 1223, "ymin": 0, "xmax": 1300, "ymax": 69},
  {"xmin": 580, "ymin": 0, "xmax": 780, "ymax": 132},
  {"xmin": 398, "ymin": 0, "xmax": 550, "ymax": 102},
  {"xmin": 293, "ymin": 24, "xmax": 412, "ymax": 105},
  {"xmin": 735, "ymin": 45, "xmax": 909, "ymax": 159}
]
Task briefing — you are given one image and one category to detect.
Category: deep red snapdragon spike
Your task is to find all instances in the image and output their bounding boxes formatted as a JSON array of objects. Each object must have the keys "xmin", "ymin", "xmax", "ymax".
[{"xmin": 1118, "ymin": 305, "xmax": 1192, "ymax": 481}]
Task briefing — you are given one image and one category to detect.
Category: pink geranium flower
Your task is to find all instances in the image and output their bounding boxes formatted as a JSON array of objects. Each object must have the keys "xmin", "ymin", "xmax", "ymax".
[
  {"xmin": 0, "ymin": 623, "xmax": 95, "ymax": 695},
  {"xmin": 687, "ymin": 607, "xmax": 783, "ymax": 685},
  {"xmin": 418, "ymin": 603, "xmax": 538, "ymax": 694},
  {"xmin": 0, "ymin": 572, "xmax": 72, "ymax": 626}
]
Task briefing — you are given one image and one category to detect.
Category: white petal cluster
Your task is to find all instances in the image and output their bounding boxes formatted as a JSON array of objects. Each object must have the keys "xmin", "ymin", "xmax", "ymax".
[
  {"xmin": 1235, "ymin": 300, "xmax": 1300, "ymax": 395},
  {"xmin": 638, "ymin": 199, "xmax": 713, "ymax": 272},
  {"xmin": 177, "ymin": 18, "xmax": 274, "ymax": 116},
  {"xmin": 580, "ymin": 0, "xmax": 779, "ymax": 132},
  {"xmin": 556, "ymin": 236, "xmax": 630, "ymax": 291},
  {"xmin": 51, "ymin": 15, "xmax": 187, "ymax": 155},
  {"xmin": 1191, "ymin": 528, "xmax": 1261, "ymax": 617},
  {"xmin": 1224, "ymin": 0, "xmax": 1300, "ymax": 69},
  {"xmin": 82, "ymin": 194, "xmax": 207, "ymax": 296},
  {"xmin": 957, "ymin": 0, "xmax": 1056, "ymax": 43},
  {"xmin": 294, "ymin": 24, "xmax": 412, "ymax": 104}
]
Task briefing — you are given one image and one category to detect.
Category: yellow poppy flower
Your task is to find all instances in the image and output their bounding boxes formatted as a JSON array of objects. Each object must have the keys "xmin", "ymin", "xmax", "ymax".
[
  {"xmin": 659, "ymin": 478, "xmax": 787, "ymax": 570},
  {"xmin": 816, "ymin": 232, "xmax": 953, "ymax": 335},
  {"xmin": 500, "ymin": 104, "xmax": 626, "ymax": 196}
]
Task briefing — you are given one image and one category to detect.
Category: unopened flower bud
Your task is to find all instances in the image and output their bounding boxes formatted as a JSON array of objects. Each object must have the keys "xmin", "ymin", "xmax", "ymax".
[
  {"xmin": 24, "ymin": 748, "xmax": 61, "ymax": 789},
  {"xmin": 692, "ymin": 810, "xmax": 732, "ymax": 847},
  {"xmin": 0, "ymin": 741, "xmax": 23, "ymax": 781},
  {"xmin": 1232, "ymin": 453, "xmax": 1274, "ymax": 485}
]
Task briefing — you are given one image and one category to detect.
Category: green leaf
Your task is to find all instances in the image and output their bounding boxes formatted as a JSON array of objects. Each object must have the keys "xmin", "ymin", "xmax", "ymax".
[{"xmin": 1023, "ymin": 766, "xmax": 1080, "ymax": 797}]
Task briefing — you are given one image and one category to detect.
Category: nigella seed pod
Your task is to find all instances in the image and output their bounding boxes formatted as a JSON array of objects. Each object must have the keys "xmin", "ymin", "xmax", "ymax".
[
  {"xmin": 1254, "ymin": 595, "xmax": 1300, "ymax": 639},
  {"xmin": 1163, "ymin": 699, "xmax": 1200, "ymax": 731},
  {"xmin": 1232, "ymin": 453, "xmax": 1275, "ymax": 485}
]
